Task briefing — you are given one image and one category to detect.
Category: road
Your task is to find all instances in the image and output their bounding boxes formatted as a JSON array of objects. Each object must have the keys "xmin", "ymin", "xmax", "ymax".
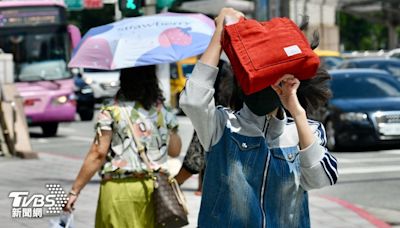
[{"xmin": 29, "ymin": 116, "xmax": 400, "ymax": 227}]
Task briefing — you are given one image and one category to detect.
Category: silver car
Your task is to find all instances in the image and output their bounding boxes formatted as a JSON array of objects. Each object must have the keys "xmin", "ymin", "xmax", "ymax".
[{"xmin": 82, "ymin": 69, "xmax": 120, "ymax": 101}]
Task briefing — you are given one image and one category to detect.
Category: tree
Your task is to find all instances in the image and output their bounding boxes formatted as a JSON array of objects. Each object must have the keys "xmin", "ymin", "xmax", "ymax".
[
  {"xmin": 338, "ymin": 12, "xmax": 388, "ymax": 50},
  {"xmin": 338, "ymin": 0, "xmax": 400, "ymax": 50}
]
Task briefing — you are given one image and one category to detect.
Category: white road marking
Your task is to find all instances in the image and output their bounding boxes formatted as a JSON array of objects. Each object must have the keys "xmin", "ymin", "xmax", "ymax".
[
  {"xmin": 339, "ymin": 157, "xmax": 400, "ymax": 163},
  {"xmin": 382, "ymin": 150, "xmax": 400, "ymax": 155},
  {"xmin": 66, "ymin": 136, "xmax": 94, "ymax": 142},
  {"xmin": 32, "ymin": 136, "xmax": 93, "ymax": 144},
  {"xmin": 340, "ymin": 165, "xmax": 400, "ymax": 174},
  {"xmin": 58, "ymin": 128, "xmax": 77, "ymax": 133},
  {"xmin": 36, "ymin": 138, "xmax": 49, "ymax": 143}
]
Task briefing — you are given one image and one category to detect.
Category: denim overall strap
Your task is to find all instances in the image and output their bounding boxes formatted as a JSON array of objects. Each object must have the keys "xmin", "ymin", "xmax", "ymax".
[{"xmin": 265, "ymin": 146, "xmax": 311, "ymax": 228}]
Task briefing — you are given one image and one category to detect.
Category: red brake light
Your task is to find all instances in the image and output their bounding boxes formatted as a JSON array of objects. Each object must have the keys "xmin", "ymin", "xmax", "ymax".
[{"xmin": 24, "ymin": 98, "xmax": 40, "ymax": 106}]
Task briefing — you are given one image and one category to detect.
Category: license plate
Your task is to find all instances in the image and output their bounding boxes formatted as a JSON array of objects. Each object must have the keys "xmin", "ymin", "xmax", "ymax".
[{"xmin": 379, "ymin": 123, "xmax": 400, "ymax": 136}]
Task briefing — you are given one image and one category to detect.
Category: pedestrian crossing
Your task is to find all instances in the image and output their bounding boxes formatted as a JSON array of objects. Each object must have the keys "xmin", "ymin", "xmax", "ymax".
[
  {"xmin": 335, "ymin": 150, "xmax": 400, "ymax": 175},
  {"xmin": 28, "ymin": 118, "xmax": 400, "ymax": 177}
]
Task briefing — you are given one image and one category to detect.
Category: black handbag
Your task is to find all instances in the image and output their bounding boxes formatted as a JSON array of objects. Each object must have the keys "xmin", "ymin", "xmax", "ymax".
[{"xmin": 120, "ymin": 105, "xmax": 189, "ymax": 228}]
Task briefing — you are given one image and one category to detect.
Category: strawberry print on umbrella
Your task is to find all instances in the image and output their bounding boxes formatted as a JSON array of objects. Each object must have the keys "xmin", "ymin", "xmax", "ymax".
[
  {"xmin": 159, "ymin": 27, "xmax": 193, "ymax": 47},
  {"xmin": 69, "ymin": 13, "xmax": 215, "ymax": 70}
]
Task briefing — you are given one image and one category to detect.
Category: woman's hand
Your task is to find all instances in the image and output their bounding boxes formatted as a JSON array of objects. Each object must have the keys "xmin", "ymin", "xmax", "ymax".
[
  {"xmin": 214, "ymin": 8, "xmax": 245, "ymax": 32},
  {"xmin": 200, "ymin": 8, "xmax": 244, "ymax": 67},
  {"xmin": 63, "ymin": 192, "xmax": 78, "ymax": 212},
  {"xmin": 271, "ymin": 74, "xmax": 305, "ymax": 118}
]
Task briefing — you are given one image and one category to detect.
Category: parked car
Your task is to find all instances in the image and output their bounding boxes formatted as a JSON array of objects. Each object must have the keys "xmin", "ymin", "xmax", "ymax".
[
  {"xmin": 314, "ymin": 49, "xmax": 343, "ymax": 70},
  {"xmin": 337, "ymin": 58, "xmax": 400, "ymax": 80},
  {"xmin": 317, "ymin": 69, "xmax": 400, "ymax": 151},
  {"xmin": 82, "ymin": 69, "xmax": 120, "ymax": 102},
  {"xmin": 73, "ymin": 72, "xmax": 95, "ymax": 121},
  {"xmin": 387, "ymin": 48, "xmax": 400, "ymax": 59}
]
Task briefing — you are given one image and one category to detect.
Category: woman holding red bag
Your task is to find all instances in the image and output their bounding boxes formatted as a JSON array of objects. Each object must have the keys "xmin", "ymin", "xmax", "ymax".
[{"xmin": 179, "ymin": 8, "xmax": 338, "ymax": 228}]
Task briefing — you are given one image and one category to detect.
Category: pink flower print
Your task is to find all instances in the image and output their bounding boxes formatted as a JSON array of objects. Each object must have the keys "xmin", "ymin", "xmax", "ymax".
[
  {"xmin": 98, "ymin": 110, "xmax": 112, "ymax": 121},
  {"xmin": 156, "ymin": 102, "xmax": 163, "ymax": 112},
  {"xmin": 112, "ymin": 159, "xmax": 128, "ymax": 168},
  {"xmin": 158, "ymin": 27, "xmax": 192, "ymax": 47},
  {"xmin": 133, "ymin": 120, "xmax": 152, "ymax": 137},
  {"xmin": 149, "ymin": 162, "xmax": 161, "ymax": 171}
]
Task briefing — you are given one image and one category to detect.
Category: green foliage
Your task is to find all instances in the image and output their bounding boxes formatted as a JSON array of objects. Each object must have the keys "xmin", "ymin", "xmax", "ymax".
[{"xmin": 338, "ymin": 11, "xmax": 390, "ymax": 51}]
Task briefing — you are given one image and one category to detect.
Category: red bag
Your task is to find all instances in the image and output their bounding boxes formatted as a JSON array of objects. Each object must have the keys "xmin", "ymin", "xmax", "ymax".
[{"xmin": 222, "ymin": 17, "xmax": 320, "ymax": 95}]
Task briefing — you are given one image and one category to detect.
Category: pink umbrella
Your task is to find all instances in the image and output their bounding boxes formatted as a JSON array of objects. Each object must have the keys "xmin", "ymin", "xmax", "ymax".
[{"xmin": 68, "ymin": 12, "xmax": 215, "ymax": 70}]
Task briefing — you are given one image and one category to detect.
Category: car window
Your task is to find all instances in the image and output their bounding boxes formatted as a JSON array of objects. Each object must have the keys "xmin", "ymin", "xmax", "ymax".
[
  {"xmin": 338, "ymin": 62, "xmax": 355, "ymax": 69},
  {"xmin": 170, "ymin": 63, "xmax": 178, "ymax": 79},
  {"xmin": 182, "ymin": 64, "xmax": 195, "ymax": 78},
  {"xmin": 18, "ymin": 60, "xmax": 71, "ymax": 81},
  {"xmin": 387, "ymin": 64, "xmax": 400, "ymax": 77},
  {"xmin": 331, "ymin": 74, "xmax": 400, "ymax": 99},
  {"xmin": 321, "ymin": 56, "xmax": 343, "ymax": 69},
  {"xmin": 357, "ymin": 61, "xmax": 400, "ymax": 77}
]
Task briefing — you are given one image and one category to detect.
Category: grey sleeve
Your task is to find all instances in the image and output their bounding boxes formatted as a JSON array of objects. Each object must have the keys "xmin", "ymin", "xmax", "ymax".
[
  {"xmin": 300, "ymin": 122, "xmax": 339, "ymax": 191},
  {"xmin": 179, "ymin": 61, "xmax": 226, "ymax": 151}
]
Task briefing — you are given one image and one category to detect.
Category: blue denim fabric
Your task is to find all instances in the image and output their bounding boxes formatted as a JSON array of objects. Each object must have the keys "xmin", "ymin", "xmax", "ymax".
[{"xmin": 198, "ymin": 127, "xmax": 310, "ymax": 228}]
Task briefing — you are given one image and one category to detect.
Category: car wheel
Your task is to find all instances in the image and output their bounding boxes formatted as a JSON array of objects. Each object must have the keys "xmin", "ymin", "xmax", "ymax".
[
  {"xmin": 79, "ymin": 110, "xmax": 94, "ymax": 121},
  {"xmin": 41, "ymin": 123, "xmax": 59, "ymax": 137},
  {"xmin": 326, "ymin": 120, "xmax": 338, "ymax": 151}
]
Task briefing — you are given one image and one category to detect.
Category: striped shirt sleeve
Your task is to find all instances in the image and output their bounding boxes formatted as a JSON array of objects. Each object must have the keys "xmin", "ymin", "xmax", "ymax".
[{"xmin": 300, "ymin": 121, "xmax": 339, "ymax": 190}]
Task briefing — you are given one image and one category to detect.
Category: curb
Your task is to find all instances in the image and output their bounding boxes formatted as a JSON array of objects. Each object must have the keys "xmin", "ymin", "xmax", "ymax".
[{"xmin": 319, "ymin": 195, "xmax": 391, "ymax": 228}]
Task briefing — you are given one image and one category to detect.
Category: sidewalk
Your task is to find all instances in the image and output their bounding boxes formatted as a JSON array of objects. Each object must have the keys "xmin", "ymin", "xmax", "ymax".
[
  {"xmin": 0, "ymin": 152, "xmax": 391, "ymax": 228},
  {"xmin": 181, "ymin": 169, "xmax": 391, "ymax": 228}
]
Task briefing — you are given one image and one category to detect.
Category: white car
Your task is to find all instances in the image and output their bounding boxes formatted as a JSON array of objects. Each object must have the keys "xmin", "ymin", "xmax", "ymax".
[
  {"xmin": 388, "ymin": 48, "xmax": 400, "ymax": 59},
  {"xmin": 82, "ymin": 69, "xmax": 120, "ymax": 101}
]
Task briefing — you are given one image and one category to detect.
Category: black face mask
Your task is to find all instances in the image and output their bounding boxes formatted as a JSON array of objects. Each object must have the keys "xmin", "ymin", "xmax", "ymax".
[{"xmin": 243, "ymin": 87, "xmax": 281, "ymax": 116}]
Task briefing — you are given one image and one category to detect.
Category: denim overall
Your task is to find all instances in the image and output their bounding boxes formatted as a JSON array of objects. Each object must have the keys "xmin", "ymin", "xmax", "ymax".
[{"xmin": 198, "ymin": 127, "xmax": 310, "ymax": 228}]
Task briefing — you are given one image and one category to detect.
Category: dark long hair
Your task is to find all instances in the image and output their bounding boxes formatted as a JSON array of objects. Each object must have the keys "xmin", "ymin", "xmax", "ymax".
[
  {"xmin": 117, "ymin": 65, "xmax": 164, "ymax": 110},
  {"xmin": 214, "ymin": 60, "xmax": 243, "ymax": 111},
  {"xmin": 296, "ymin": 16, "xmax": 332, "ymax": 115}
]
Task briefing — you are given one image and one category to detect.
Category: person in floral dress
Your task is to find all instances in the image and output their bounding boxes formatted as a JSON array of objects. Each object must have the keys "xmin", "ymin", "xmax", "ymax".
[{"xmin": 64, "ymin": 65, "xmax": 182, "ymax": 228}]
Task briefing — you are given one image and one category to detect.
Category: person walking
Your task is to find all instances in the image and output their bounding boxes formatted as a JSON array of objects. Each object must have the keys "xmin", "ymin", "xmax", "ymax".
[
  {"xmin": 64, "ymin": 65, "xmax": 182, "ymax": 228},
  {"xmin": 179, "ymin": 8, "xmax": 338, "ymax": 227}
]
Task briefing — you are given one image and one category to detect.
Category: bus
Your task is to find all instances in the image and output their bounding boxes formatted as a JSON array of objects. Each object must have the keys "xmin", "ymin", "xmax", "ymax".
[{"xmin": 0, "ymin": 0, "xmax": 80, "ymax": 136}]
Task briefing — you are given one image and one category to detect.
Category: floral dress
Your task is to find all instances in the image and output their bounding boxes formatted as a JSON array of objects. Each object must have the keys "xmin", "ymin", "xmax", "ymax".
[{"xmin": 96, "ymin": 99, "xmax": 179, "ymax": 177}]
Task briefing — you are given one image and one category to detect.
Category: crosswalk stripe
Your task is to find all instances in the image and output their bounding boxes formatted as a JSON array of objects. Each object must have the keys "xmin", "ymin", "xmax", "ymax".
[
  {"xmin": 32, "ymin": 136, "xmax": 93, "ymax": 143},
  {"xmin": 66, "ymin": 136, "xmax": 94, "ymax": 142},
  {"xmin": 340, "ymin": 165, "xmax": 400, "ymax": 174},
  {"xmin": 339, "ymin": 157, "xmax": 400, "ymax": 163},
  {"xmin": 382, "ymin": 150, "xmax": 400, "ymax": 155},
  {"xmin": 58, "ymin": 127, "xmax": 77, "ymax": 133}
]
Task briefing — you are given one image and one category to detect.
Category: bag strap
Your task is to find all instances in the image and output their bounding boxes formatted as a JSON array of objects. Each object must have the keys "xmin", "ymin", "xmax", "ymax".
[{"xmin": 119, "ymin": 103, "xmax": 154, "ymax": 171}]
